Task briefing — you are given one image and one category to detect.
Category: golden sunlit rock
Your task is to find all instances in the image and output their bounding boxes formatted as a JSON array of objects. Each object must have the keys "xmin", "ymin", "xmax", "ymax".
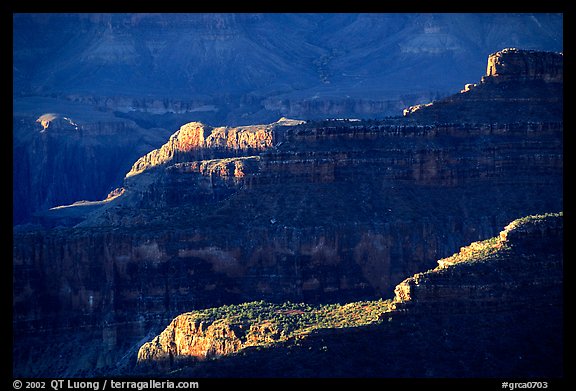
[{"xmin": 36, "ymin": 113, "xmax": 58, "ymax": 131}]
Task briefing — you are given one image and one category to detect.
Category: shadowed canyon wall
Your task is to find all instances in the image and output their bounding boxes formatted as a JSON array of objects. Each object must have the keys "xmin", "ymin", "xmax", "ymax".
[
  {"xmin": 12, "ymin": 120, "xmax": 562, "ymax": 376},
  {"xmin": 12, "ymin": 48, "xmax": 563, "ymax": 376},
  {"xmin": 13, "ymin": 14, "xmax": 563, "ymax": 224},
  {"xmin": 133, "ymin": 214, "xmax": 562, "ymax": 377}
]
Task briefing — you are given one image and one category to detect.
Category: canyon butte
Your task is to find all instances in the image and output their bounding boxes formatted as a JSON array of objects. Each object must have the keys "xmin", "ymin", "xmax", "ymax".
[
  {"xmin": 13, "ymin": 13, "xmax": 563, "ymax": 226},
  {"xmin": 12, "ymin": 48, "xmax": 563, "ymax": 378}
]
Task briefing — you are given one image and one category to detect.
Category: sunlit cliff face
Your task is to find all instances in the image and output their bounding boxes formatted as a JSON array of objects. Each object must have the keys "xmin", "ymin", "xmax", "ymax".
[
  {"xmin": 36, "ymin": 113, "xmax": 57, "ymax": 131},
  {"xmin": 35, "ymin": 113, "xmax": 79, "ymax": 131}
]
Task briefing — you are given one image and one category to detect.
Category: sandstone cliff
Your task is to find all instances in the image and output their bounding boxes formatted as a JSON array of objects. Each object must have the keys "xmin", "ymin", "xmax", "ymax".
[
  {"xmin": 484, "ymin": 48, "xmax": 563, "ymax": 83},
  {"xmin": 125, "ymin": 120, "xmax": 300, "ymax": 178},
  {"xmin": 12, "ymin": 49, "xmax": 563, "ymax": 377},
  {"xmin": 134, "ymin": 213, "xmax": 562, "ymax": 377},
  {"xmin": 13, "ymin": 116, "xmax": 562, "ymax": 376},
  {"xmin": 403, "ymin": 48, "xmax": 563, "ymax": 123},
  {"xmin": 14, "ymin": 15, "xmax": 562, "ymax": 223},
  {"xmin": 138, "ymin": 317, "xmax": 243, "ymax": 365},
  {"xmin": 136, "ymin": 299, "xmax": 391, "ymax": 370},
  {"xmin": 392, "ymin": 212, "xmax": 563, "ymax": 312}
]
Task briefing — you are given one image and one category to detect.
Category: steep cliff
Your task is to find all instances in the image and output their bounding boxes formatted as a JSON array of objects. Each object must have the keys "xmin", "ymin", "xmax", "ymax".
[
  {"xmin": 14, "ymin": 15, "xmax": 563, "ymax": 224},
  {"xmin": 484, "ymin": 48, "xmax": 563, "ymax": 82},
  {"xmin": 392, "ymin": 212, "xmax": 563, "ymax": 312},
  {"xmin": 12, "ymin": 105, "xmax": 173, "ymax": 225},
  {"xmin": 12, "ymin": 120, "xmax": 562, "ymax": 376},
  {"xmin": 136, "ymin": 300, "xmax": 392, "ymax": 370},
  {"xmin": 403, "ymin": 48, "xmax": 563, "ymax": 123},
  {"xmin": 125, "ymin": 120, "xmax": 298, "ymax": 178},
  {"xmin": 134, "ymin": 213, "xmax": 562, "ymax": 377},
  {"xmin": 12, "ymin": 49, "xmax": 563, "ymax": 377}
]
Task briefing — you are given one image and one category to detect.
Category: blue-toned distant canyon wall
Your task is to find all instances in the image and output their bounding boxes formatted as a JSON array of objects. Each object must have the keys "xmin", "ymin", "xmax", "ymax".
[
  {"xmin": 13, "ymin": 14, "xmax": 563, "ymax": 225},
  {"xmin": 12, "ymin": 48, "xmax": 562, "ymax": 376}
]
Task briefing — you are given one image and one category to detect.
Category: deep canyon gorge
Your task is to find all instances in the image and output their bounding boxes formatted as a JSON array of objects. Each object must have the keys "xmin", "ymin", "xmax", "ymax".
[{"xmin": 12, "ymin": 46, "xmax": 563, "ymax": 377}]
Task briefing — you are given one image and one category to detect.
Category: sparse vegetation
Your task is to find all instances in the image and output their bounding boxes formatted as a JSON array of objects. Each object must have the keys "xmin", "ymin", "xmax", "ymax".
[
  {"xmin": 437, "ymin": 212, "xmax": 563, "ymax": 268},
  {"xmin": 503, "ymin": 212, "xmax": 562, "ymax": 232},
  {"xmin": 181, "ymin": 299, "xmax": 392, "ymax": 346},
  {"xmin": 437, "ymin": 236, "xmax": 508, "ymax": 267}
]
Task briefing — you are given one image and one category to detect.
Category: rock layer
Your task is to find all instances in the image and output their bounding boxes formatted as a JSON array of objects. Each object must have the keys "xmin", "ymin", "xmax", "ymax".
[
  {"xmin": 484, "ymin": 48, "xmax": 563, "ymax": 83},
  {"xmin": 134, "ymin": 213, "xmax": 563, "ymax": 377},
  {"xmin": 392, "ymin": 213, "xmax": 563, "ymax": 313},
  {"xmin": 12, "ymin": 49, "xmax": 563, "ymax": 377},
  {"xmin": 12, "ymin": 118, "xmax": 562, "ymax": 376},
  {"xmin": 137, "ymin": 317, "xmax": 243, "ymax": 366},
  {"xmin": 12, "ymin": 113, "xmax": 172, "ymax": 225},
  {"xmin": 404, "ymin": 48, "xmax": 563, "ymax": 123},
  {"xmin": 125, "ymin": 120, "xmax": 289, "ymax": 178}
]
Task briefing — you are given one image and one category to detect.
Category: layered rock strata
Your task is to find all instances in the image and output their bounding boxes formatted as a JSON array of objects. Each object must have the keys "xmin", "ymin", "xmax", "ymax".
[
  {"xmin": 392, "ymin": 213, "xmax": 563, "ymax": 313},
  {"xmin": 12, "ymin": 118, "xmax": 562, "ymax": 376},
  {"xmin": 125, "ymin": 120, "xmax": 291, "ymax": 178},
  {"xmin": 484, "ymin": 48, "xmax": 563, "ymax": 83},
  {"xmin": 12, "ymin": 49, "xmax": 563, "ymax": 377},
  {"xmin": 134, "ymin": 213, "xmax": 563, "ymax": 377},
  {"xmin": 404, "ymin": 48, "xmax": 563, "ymax": 123},
  {"xmin": 12, "ymin": 114, "xmax": 172, "ymax": 225}
]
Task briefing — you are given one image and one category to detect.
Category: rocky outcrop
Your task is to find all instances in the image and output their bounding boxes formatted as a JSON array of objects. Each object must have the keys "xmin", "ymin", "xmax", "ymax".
[
  {"xmin": 136, "ymin": 311, "xmax": 291, "ymax": 370},
  {"xmin": 137, "ymin": 317, "xmax": 243, "ymax": 366},
  {"xmin": 14, "ymin": 15, "xmax": 562, "ymax": 223},
  {"xmin": 12, "ymin": 117, "xmax": 563, "ymax": 376},
  {"xmin": 484, "ymin": 48, "xmax": 563, "ymax": 83},
  {"xmin": 125, "ymin": 120, "xmax": 296, "ymax": 178},
  {"xmin": 403, "ymin": 48, "xmax": 563, "ymax": 123},
  {"xmin": 133, "ymin": 213, "xmax": 563, "ymax": 377},
  {"xmin": 393, "ymin": 212, "xmax": 563, "ymax": 312},
  {"xmin": 12, "ymin": 114, "xmax": 172, "ymax": 225},
  {"xmin": 12, "ymin": 49, "xmax": 563, "ymax": 377},
  {"xmin": 78, "ymin": 120, "xmax": 563, "ymax": 225}
]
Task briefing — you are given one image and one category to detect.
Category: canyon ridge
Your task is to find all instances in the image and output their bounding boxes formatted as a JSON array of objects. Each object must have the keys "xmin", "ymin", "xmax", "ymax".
[{"xmin": 12, "ymin": 47, "xmax": 562, "ymax": 377}]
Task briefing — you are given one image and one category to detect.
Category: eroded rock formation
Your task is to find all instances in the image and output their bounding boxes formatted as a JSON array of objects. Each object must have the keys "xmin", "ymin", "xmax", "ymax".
[
  {"xmin": 484, "ymin": 48, "xmax": 563, "ymax": 83},
  {"xmin": 134, "ymin": 213, "xmax": 563, "ymax": 377},
  {"xmin": 125, "ymin": 120, "xmax": 290, "ymax": 178},
  {"xmin": 12, "ymin": 49, "xmax": 563, "ymax": 377},
  {"xmin": 392, "ymin": 213, "xmax": 563, "ymax": 312},
  {"xmin": 137, "ymin": 317, "xmax": 243, "ymax": 366},
  {"xmin": 403, "ymin": 48, "xmax": 563, "ymax": 123},
  {"xmin": 12, "ymin": 114, "xmax": 172, "ymax": 225}
]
